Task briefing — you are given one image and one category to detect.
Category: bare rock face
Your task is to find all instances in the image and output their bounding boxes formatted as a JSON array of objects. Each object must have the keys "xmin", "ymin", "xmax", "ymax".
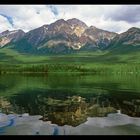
[
  {"xmin": 113, "ymin": 27, "xmax": 140, "ymax": 46},
  {"xmin": 106, "ymin": 27, "xmax": 140, "ymax": 53},
  {"xmin": 67, "ymin": 18, "xmax": 88, "ymax": 37},
  {"xmin": 80, "ymin": 26, "xmax": 117, "ymax": 49},
  {"xmin": 25, "ymin": 25, "xmax": 50, "ymax": 46},
  {"xmin": 0, "ymin": 37, "xmax": 11, "ymax": 47},
  {"xmin": 0, "ymin": 30, "xmax": 25, "ymax": 47}
]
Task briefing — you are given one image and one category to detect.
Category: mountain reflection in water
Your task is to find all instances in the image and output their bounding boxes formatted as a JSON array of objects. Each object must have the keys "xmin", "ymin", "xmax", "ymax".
[{"xmin": 0, "ymin": 73, "xmax": 140, "ymax": 126}]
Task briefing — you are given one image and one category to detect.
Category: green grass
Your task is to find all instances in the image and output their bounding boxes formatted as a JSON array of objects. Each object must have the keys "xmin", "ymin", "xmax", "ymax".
[
  {"xmin": 1, "ymin": 48, "xmax": 140, "ymax": 64},
  {"xmin": 0, "ymin": 48, "xmax": 49, "ymax": 63},
  {"xmin": 0, "ymin": 48, "xmax": 140, "ymax": 73}
]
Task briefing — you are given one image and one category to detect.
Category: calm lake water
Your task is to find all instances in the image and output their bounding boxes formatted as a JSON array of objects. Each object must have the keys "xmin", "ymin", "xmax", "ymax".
[{"xmin": 0, "ymin": 73, "xmax": 140, "ymax": 126}]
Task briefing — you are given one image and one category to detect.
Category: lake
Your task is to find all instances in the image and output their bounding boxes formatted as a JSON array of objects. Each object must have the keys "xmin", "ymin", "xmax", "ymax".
[{"xmin": 0, "ymin": 73, "xmax": 140, "ymax": 127}]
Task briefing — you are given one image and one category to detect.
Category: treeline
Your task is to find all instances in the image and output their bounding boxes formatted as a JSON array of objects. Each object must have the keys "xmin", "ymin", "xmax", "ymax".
[
  {"xmin": 0, "ymin": 63, "xmax": 140, "ymax": 74},
  {"xmin": 0, "ymin": 64, "xmax": 93, "ymax": 73}
]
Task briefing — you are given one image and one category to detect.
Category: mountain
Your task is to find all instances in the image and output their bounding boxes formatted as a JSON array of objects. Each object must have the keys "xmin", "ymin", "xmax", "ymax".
[
  {"xmin": 0, "ymin": 30, "xmax": 25, "ymax": 47},
  {"xmin": 24, "ymin": 18, "xmax": 89, "ymax": 52},
  {"xmin": 12, "ymin": 18, "xmax": 117, "ymax": 54},
  {"xmin": 106, "ymin": 27, "xmax": 140, "ymax": 53},
  {"xmin": 79, "ymin": 26, "xmax": 117, "ymax": 50},
  {"xmin": 12, "ymin": 19, "xmax": 81, "ymax": 54},
  {"xmin": 25, "ymin": 19, "xmax": 116, "ymax": 52},
  {"xmin": 0, "ymin": 18, "xmax": 140, "ymax": 54}
]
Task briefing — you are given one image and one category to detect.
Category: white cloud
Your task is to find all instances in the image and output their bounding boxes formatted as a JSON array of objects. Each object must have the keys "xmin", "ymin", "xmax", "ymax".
[
  {"xmin": 0, "ymin": 5, "xmax": 140, "ymax": 33},
  {"xmin": 0, "ymin": 5, "xmax": 57, "ymax": 32},
  {"xmin": 0, "ymin": 15, "xmax": 14, "ymax": 32}
]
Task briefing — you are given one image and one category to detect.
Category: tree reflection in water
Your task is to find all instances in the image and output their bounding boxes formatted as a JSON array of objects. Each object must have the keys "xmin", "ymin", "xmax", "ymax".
[
  {"xmin": 0, "ymin": 73, "xmax": 140, "ymax": 126},
  {"xmin": 0, "ymin": 95, "xmax": 117, "ymax": 126}
]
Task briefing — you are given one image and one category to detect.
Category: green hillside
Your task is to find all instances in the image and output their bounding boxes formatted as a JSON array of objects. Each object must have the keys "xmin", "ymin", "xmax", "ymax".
[{"xmin": 0, "ymin": 47, "xmax": 140, "ymax": 74}]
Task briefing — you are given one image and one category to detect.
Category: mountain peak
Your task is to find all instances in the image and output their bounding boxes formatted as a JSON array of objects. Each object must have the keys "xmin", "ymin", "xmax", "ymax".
[
  {"xmin": 0, "ymin": 29, "xmax": 24, "ymax": 36},
  {"xmin": 0, "ymin": 30, "xmax": 10, "ymax": 37},
  {"xmin": 67, "ymin": 18, "xmax": 88, "ymax": 29},
  {"xmin": 67, "ymin": 18, "xmax": 84, "ymax": 23},
  {"xmin": 127, "ymin": 27, "xmax": 140, "ymax": 33},
  {"xmin": 109, "ymin": 26, "xmax": 140, "ymax": 50},
  {"xmin": 54, "ymin": 19, "xmax": 66, "ymax": 24},
  {"xmin": 48, "ymin": 19, "xmax": 69, "ymax": 29},
  {"xmin": 9, "ymin": 29, "xmax": 25, "ymax": 34},
  {"xmin": 0, "ymin": 29, "xmax": 25, "ymax": 47},
  {"xmin": 48, "ymin": 18, "xmax": 72, "ymax": 33},
  {"xmin": 16, "ymin": 29, "xmax": 25, "ymax": 32}
]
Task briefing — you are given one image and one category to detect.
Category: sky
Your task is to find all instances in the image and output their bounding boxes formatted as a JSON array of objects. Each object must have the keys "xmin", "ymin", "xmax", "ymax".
[{"xmin": 0, "ymin": 5, "xmax": 140, "ymax": 34}]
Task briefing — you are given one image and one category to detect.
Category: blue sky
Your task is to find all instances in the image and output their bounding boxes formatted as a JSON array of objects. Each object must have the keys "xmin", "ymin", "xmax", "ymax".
[
  {"xmin": 0, "ymin": 13, "xmax": 14, "ymax": 27},
  {"xmin": 49, "ymin": 5, "xmax": 59, "ymax": 16},
  {"xmin": 0, "ymin": 5, "xmax": 140, "ymax": 33}
]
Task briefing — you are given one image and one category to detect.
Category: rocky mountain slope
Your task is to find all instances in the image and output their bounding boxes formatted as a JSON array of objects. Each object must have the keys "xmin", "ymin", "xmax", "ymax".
[
  {"xmin": 107, "ymin": 27, "xmax": 140, "ymax": 53},
  {"xmin": 0, "ymin": 18, "xmax": 139, "ymax": 54},
  {"xmin": 0, "ymin": 30, "xmax": 25, "ymax": 47}
]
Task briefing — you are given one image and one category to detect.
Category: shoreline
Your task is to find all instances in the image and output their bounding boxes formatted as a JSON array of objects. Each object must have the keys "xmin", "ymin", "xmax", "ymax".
[{"xmin": 1, "ymin": 112, "xmax": 140, "ymax": 135}]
